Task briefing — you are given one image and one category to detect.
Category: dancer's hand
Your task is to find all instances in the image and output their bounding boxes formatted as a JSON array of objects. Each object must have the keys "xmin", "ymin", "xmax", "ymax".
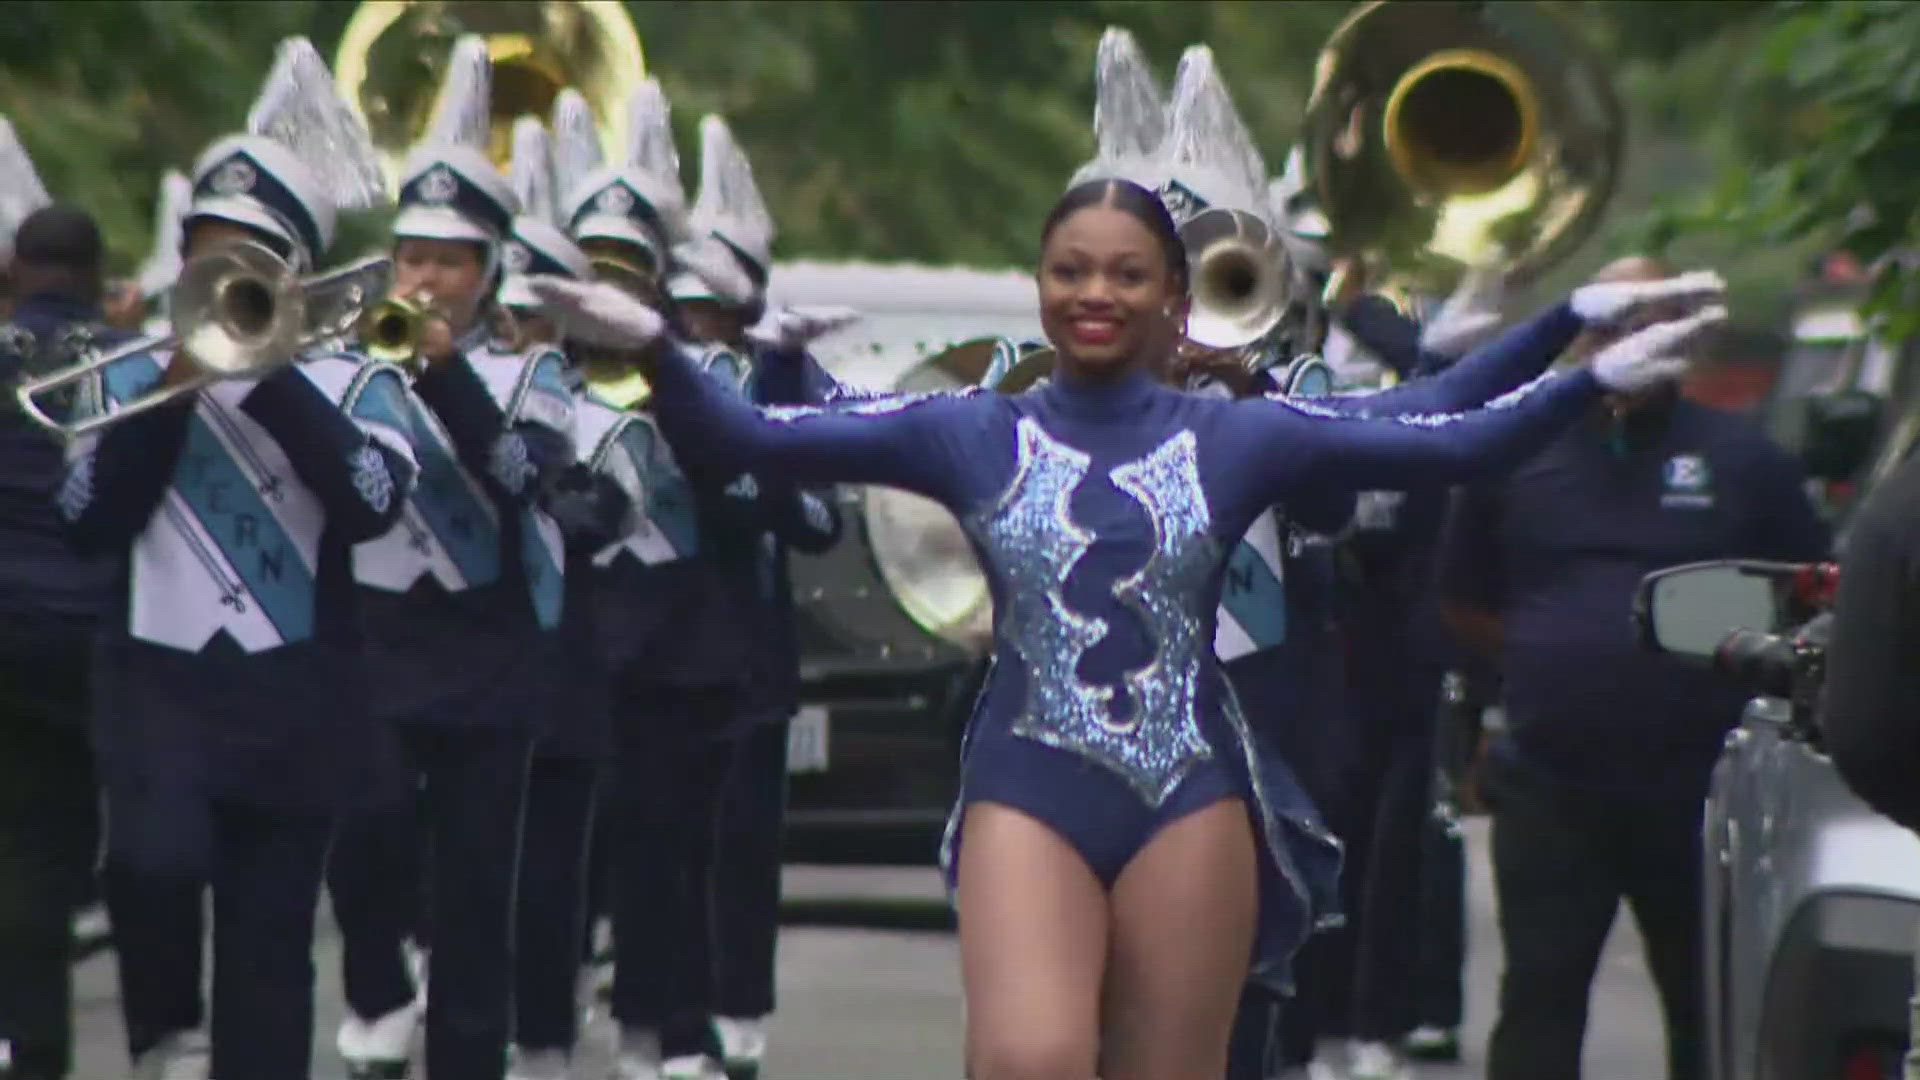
[
  {"xmin": 525, "ymin": 277, "xmax": 666, "ymax": 350},
  {"xmin": 746, "ymin": 305, "xmax": 861, "ymax": 351},
  {"xmin": 1589, "ymin": 305, "xmax": 1726, "ymax": 393},
  {"xmin": 1569, "ymin": 270, "xmax": 1725, "ymax": 328}
]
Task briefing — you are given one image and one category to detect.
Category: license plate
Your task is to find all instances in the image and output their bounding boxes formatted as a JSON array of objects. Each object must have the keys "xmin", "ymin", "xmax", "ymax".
[{"xmin": 788, "ymin": 706, "xmax": 829, "ymax": 774}]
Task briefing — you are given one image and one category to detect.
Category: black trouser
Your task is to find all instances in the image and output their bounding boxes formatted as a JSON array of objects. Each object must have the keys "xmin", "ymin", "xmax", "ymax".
[
  {"xmin": 1484, "ymin": 755, "xmax": 1705, "ymax": 1080},
  {"xmin": 711, "ymin": 718, "xmax": 788, "ymax": 1020},
  {"xmin": 1413, "ymin": 809, "xmax": 1467, "ymax": 1030},
  {"xmin": 328, "ymin": 723, "xmax": 530, "ymax": 1080},
  {"xmin": 609, "ymin": 692, "xmax": 733, "ymax": 1058},
  {"xmin": 512, "ymin": 754, "xmax": 600, "ymax": 1052},
  {"xmin": 1226, "ymin": 984, "xmax": 1284, "ymax": 1080},
  {"xmin": 104, "ymin": 786, "xmax": 331, "ymax": 1079},
  {"xmin": 0, "ymin": 639, "xmax": 96, "ymax": 1080},
  {"xmin": 1351, "ymin": 729, "xmax": 1439, "ymax": 1041}
]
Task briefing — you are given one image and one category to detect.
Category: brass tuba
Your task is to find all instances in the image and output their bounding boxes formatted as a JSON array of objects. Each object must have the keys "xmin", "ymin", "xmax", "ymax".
[
  {"xmin": 333, "ymin": 1, "xmax": 646, "ymax": 184},
  {"xmin": 1302, "ymin": 0, "xmax": 1621, "ymax": 295}
]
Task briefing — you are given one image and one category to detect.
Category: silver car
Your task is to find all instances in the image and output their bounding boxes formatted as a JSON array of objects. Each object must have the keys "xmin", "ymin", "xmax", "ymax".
[{"xmin": 1638, "ymin": 560, "xmax": 1917, "ymax": 1079}]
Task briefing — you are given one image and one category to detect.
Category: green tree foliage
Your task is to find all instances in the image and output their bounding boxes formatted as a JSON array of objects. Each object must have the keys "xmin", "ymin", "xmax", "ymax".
[
  {"xmin": 0, "ymin": 0, "xmax": 1875, "ymax": 334},
  {"xmin": 1636, "ymin": 0, "xmax": 1920, "ymax": 339}
]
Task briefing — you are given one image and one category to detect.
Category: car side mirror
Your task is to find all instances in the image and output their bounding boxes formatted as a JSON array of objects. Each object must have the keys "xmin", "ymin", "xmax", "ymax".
[
  {"xmin": 1633, "ymin": 560, "xmax": 1801, "ymax": 661},
  {"xmin": 1800, "ymin": 390, "xmax": 1882, "ymax": 482}
]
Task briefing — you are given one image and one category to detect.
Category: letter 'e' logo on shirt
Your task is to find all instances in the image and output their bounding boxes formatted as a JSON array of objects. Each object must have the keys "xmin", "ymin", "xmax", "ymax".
[{"xmin": 1662, "ymin": 454, "xmax": 1714, "ymax": 508}]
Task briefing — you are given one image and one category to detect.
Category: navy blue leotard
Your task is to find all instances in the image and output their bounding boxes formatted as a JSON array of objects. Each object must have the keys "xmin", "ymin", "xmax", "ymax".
[{"xmin": 645, "ymin": 302, "xmax": 1593, "ymax": 993}]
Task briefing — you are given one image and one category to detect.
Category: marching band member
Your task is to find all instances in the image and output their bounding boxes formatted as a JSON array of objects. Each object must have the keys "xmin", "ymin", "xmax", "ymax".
[
  {"xmin": 52, "ymin": 40, "xmax": 412, "ymax": 1080},
  {"xmin": 549, "ymin": 77, "xmax": 721, "ymax": 1076},
  {"xmin": 0, "ymin": 120, "xmax": 123, "ymax": 1080},
  {"xmin": 494, "ymin": 111, "xmax": 618, "ymax": 1080},
  {"xmin": 666, "ymin": 116, "xmax": 845, "ymax": 1080},
  {"xmin": 323, "ymin": 38, "xmax": 572, "ymax": 1080}
]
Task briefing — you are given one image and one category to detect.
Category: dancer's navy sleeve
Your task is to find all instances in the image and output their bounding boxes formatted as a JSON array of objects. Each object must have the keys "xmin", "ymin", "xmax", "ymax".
[
  {"xmin": 646, "ymin": 340, "xmax": 982, "ymax": 503},
  {"xmin": 1307, "ymin": 303, "xmax": 1584, "ymax": 418},
  {"xmin": 1229, "ymin": 367, "xmax": 1602, "ymax": 511}
]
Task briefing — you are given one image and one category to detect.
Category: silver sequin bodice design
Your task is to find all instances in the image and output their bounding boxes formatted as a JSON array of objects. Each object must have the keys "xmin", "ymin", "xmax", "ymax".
[{"xmin": 963, "ymin": 417, "xmax": 1216, "ymax": 806}]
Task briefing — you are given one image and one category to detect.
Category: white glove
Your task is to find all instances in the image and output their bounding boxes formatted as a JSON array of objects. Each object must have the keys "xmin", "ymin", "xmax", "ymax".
[
  {"xmin": 745, "ymin": 305, "xmax": 862, "ymax": 351},
  {"xmin": 525, "ymin": 277, "xmax": 665, "ymax": 350},
  {"xmin": 1590, "ymin": 305, "xmax": 1727, "ymax": 394},
  {"xmin": 1569, "ymin": 270, "xmax": 1726, "ymax": 327},
  {"xmin": 1420, "ymin": 268, "xmax": 1505, "ymax": 357}
]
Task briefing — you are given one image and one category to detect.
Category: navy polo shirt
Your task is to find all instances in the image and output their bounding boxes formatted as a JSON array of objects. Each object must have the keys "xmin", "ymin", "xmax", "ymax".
[
  {"xmin": 1437, "ymin": 395, "xmax": 1831, "ymax": 797},
  {"xmin": 0, "ymin": 293, "xmax": 127, "ymax": 635}
]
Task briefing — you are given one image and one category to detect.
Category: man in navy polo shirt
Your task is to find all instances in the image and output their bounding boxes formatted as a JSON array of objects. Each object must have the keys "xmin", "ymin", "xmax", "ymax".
[{"xmin": 1436, "ymin": 256, "xmax": 1830, "ymax": 1080}]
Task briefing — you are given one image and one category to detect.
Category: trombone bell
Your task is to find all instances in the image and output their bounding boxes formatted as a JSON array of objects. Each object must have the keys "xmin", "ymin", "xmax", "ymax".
[
  {"xmin": 1180, "ymin": 208, "xmax": 1288, "ymax": 350},
  {"xmin": 13, "ymin": 241, "xmax": 361, "ymax": 440}
]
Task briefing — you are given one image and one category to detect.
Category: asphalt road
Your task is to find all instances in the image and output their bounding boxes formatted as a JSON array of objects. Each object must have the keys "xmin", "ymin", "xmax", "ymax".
[{"xmin": 68, "ymin": 819, "xmax": 1667, "ymax": 1078}]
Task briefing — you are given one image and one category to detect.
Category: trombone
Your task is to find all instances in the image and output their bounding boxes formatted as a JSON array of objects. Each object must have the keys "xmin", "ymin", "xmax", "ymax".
[{"xmin": 15, "ymin": 242, "xmax": 392, "ymax": 440}]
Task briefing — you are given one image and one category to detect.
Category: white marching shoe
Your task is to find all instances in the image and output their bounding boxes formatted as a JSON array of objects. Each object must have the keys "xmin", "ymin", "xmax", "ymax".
[
  {"xmin": 130, "ymin": 1030, "xmax": 210, "ymax": 1080},
  {"xmin": 1345, "ymin": 1039, "xmax": 1411, "ymax": 1080},
  {"xmin": 610, "ymin": 1026, "xmax": 664, "ymax": 1080},
  {"xmin": 712, "ymin": 1015, "xmax": 767, "ymax": 1079},
  {"xmin": 337, "ymin": 997, "xmax": 422, "ymax": 1079},
  {"xmin": 507, "ymin": 1046, "xmax": 571, "ymax": 1080},
  {"xmin": 660, "ymin": 1054, "xmax": 727, "ymax": 1080}
]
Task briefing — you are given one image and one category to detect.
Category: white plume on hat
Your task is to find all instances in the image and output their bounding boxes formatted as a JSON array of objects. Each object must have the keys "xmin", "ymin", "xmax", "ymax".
[
  {"xmin": 510, "ymin": 117, "xmax": 557, "ymax": 226},
  {"xmin": 499, "ymin": 114, "xmax": 591, "ymax": 310},
  {"xmin": 422, "ymin": 35, "xmax": 493, "ymax": 153},
  {"xmin": 1070, "ymin": 28, "xmax": 1168, "ymax": 189},
  {"xmin": 1157, "ymin": 45, "xmax": 1269, "ymax": 221},
  {"xmin": 0, "ymin": 115, "xmax": 51, "ymax": 267},
  {"xmin": 138, "ymin": 170, "xmax": 193, "ymax": 297},
  {"xmin": 244, "ymin": 37, "xmax": 388, "ymax": 212},
  {"xmin": 687, "ymin": 115, "xmax": 772, "ymax": 282},
  {"xmin": 626, "ymin": 79, "xmax": 682, "ymax": 194},
  {"xmin": 550, "ymin": 88, "xmax": 604, "ymax": 209}
]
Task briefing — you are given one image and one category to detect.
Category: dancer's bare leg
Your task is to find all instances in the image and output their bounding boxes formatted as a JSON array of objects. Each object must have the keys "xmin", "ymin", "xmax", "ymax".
[
  {"xmin": 1100, "ymin": 798, "xmax": 1259, "ymax": 1080},
  {"xmin": 958, "ymin": 802, "xmax": 1109, "ymax": 1080}
]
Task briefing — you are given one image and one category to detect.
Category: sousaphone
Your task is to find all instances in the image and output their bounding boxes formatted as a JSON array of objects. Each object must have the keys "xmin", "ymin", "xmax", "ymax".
[
  {"xmin": 333, "ymin": 1, "xmax": 646, "ymax": 184},
  {"xmin": 1302, "ymin": 0, "xmax": 1622, "ymax": 296}
]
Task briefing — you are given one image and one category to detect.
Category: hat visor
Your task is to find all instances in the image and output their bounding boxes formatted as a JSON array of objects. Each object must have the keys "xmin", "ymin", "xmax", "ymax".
[
  {"xmin": 184, "ymin": 198, "xmax": 305, "ymax": 265},
  {"xmin": 394, "ymin": 206, "xmax": 496, "ymax": 245},
  {"xmin": 570, "ymin": 215, "xmax": 663, "ymax": 269}
]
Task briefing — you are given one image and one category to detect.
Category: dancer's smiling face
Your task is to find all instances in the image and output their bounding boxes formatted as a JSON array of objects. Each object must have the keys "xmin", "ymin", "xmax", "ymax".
[{"xmin": 1037, "ymin": 181, "xmax": 1190, "ymax": 381}]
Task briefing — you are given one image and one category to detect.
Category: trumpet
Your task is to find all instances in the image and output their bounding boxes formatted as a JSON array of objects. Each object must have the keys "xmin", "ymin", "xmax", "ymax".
[
  {"xmin": 361, "ymin": 292, "xmax": 443, "ymax": 369},
  {"xmin": 15, "ymin": 242, "xmax": 391, "ymax": 439}
]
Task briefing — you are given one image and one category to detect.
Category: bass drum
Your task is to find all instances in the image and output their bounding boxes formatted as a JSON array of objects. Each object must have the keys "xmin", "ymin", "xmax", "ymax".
[{"xmin": 790, "ymin": 337, "xmax": 1040, "ymax": 669}]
